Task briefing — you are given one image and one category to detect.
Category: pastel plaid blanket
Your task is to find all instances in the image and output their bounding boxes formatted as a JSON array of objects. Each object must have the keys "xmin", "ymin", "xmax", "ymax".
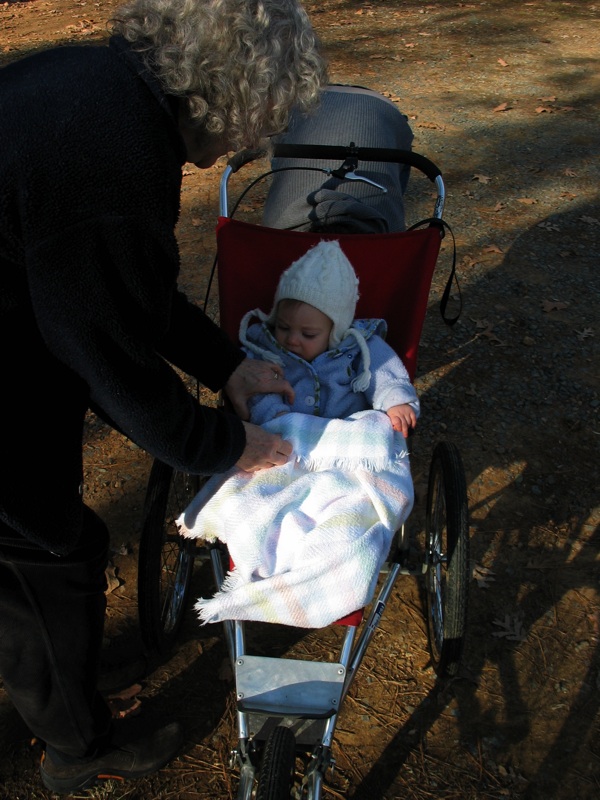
[{"xmin": 177, "ymin": 410, "xmax": 414, "ymax": 628}]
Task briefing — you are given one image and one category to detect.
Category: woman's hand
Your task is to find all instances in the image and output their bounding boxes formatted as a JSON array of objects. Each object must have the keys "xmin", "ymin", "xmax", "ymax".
[
  {"xmin": 225, "ymin": 359, "xmax": 295, "ymax": 420},
  {"xmin": 236, "ymin": 421, "xmax": 293, "ymax": 472}
]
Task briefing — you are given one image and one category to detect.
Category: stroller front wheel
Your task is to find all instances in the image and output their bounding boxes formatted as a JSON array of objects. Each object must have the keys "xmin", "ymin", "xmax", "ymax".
[{"xmin": 255, "ymin": 725, "xmax": 297, "ymax": 800}]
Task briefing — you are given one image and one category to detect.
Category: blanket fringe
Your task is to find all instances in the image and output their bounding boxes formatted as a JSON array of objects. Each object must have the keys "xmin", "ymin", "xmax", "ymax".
[{"xmin": 295, "ymin": 454, "xmax": 393, "ymax": 472}]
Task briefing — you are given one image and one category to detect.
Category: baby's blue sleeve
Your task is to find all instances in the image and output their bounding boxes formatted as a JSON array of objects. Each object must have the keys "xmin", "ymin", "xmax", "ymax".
[
  {"xmin": 248, "ymin": 392, "xmax": 292, "ymax": 425},
  {"xmin": 241, "ymin": 345, "xmax": 292, "ymax": 424},
  {"xmin": 366, "ymin": 336, "xmax": 420, "ymax": 416}
]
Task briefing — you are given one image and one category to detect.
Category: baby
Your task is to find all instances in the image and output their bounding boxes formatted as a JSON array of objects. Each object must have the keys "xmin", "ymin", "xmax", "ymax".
[
  {"xmin": 179, "ymin": 240, "xmax": 419, "ymax": 627},
  {"xmin": 239, "ymin": 239, "xmax": 419, "ymax": 437}
]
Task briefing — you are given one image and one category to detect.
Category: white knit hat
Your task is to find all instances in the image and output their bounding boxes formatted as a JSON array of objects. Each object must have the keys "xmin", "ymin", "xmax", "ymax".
[
  {"xmin": 266, "ymin": 239, "xmax": 358, "ymax": 347},
  {"xmin": 239, "ymin": 240, "xmax": 373, "ymax": 392}
]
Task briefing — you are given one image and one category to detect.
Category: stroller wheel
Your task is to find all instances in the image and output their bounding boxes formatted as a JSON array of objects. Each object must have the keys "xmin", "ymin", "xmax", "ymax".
[
  {"xmin": 255, "ymin": 725, "xmax": 297, "ymax": 800},
  {"xmin": 138, "ymin": 459, "xmax": 199, "ymax": 654},
  {"xmin": 424, "ymin": 441, "xmax": 470, "ymax": 678}
]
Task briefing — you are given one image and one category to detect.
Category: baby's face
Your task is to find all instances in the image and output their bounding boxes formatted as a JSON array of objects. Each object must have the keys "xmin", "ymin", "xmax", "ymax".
[{"xmin": 274, "ymin": 300, "xmax": 333, "ymax": 362}]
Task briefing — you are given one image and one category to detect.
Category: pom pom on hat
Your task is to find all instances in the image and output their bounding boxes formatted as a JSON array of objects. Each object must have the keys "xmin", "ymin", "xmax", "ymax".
[{"xmin": 266, "ymin": 240, "xmax": 359, "ymax": 347}]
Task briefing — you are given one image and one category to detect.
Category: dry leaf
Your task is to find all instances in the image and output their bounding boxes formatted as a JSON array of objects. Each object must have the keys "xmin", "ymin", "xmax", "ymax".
[
  {"xmin": 480, "ymin": 327, "xmax": 505, "ymax": 346},
  {"xmin": 564, "ymin": 168, "xmax": 577, "ymax": 177},
  {"xmin": 542, "ymin": 299, "xmax": 569, "ymax": 312},
  {"xmin": 535, "ymin": 105, "xmax": 554, "ymax": 114},
  {"xmin": 493, "ymin": 202, "xmax": 506, "ymax": 212},
  {"xmin": 493, "ymin": 102, "xmax": 511, "ymax": 112},
  {"xmin": 492, "ymin": 614, "xmax": 527, "ymax": 641},
  {"xmin": 517, "ymin": 197, "xmax": 537, "ymax": 205},
  {"xmin": 473, "ymin": 174, "xmax": 491, "ymax": 184},
  {"xmin": 105, "ymin": 563, "xmax": 121, "ymax": 594},
  {"xmin": 106, "ymin": 684, "xmax": 143, "ymax": 720},
  {"xmin": 537, "ymin": 220, "xmax": 560, "ymax": 231},
  {"xmin": 473, "ymin": 564, "xmax": 495, "ymax": 588},
  {"xmin": 498, "ymin": 765, "xmax": 526, "ymax": 782},
  {"xmin": 576, "ymin": 328, "xmax": 594, "ymax": 341},
  {"xmin": 540, "ymin": 95, "xmax": 557, "ymax": 102},
  {"xmin": 497, "ymin": 58, "xmax": 508, "ymax": 67},
  {"xmin": 483, "ymin": 244, "xmax": 503, "ymax": 253},
  {"xmin": 472, "ymin": 318, "xmax": 504, "ymax": 344}
]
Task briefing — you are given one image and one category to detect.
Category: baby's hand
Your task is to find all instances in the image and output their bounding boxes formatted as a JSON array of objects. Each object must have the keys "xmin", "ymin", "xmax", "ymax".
[{"xmin": 386, "ymin": 404, "xmax": 417, "ymax": 437}]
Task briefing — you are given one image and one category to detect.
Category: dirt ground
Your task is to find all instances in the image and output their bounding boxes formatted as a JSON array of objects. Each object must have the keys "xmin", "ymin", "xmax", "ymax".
[{"xmin": 1, "ymin": 1, "xmax": 599, "ymax": 798}]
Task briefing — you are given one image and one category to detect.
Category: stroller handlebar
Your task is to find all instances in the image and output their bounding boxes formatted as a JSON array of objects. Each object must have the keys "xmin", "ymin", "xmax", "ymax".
[
  {"xmin": 227, "ymin": 144, "xmax": 442, "ymax": 183},
  {"xmin": 222, "ymin": 144, "xmax": 446, "ymax": 220}
]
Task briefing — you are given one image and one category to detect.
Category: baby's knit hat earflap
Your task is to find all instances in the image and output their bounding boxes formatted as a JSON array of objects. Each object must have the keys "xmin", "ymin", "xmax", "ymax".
[{"xmin": 266, "ymin": 239, "xmax": 359, "ymax": 348}]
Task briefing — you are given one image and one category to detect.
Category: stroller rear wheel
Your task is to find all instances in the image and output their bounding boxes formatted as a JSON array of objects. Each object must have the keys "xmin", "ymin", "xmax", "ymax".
[
  {"xmin": 255, "ymin": 725, "xmax": 297, "ymax": 800},
  {"xmin": 424, "ymin": 441, "xmax": 469, "ymax": 678},
  {"xmin": 138, "ymin": 459, "xmax": 199, "ymax": 654}
]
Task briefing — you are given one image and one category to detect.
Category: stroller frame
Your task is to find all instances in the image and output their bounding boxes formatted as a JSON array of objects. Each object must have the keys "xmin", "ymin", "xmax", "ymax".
[{"xmin": 138, "ymin": 143, "xmax": 469, "ymax": 799}]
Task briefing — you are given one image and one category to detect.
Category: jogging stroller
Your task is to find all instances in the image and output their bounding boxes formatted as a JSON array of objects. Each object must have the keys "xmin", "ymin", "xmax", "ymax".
[{"xmin": 138, "ymin": 138, "xmax": 469, "ymax": 800}]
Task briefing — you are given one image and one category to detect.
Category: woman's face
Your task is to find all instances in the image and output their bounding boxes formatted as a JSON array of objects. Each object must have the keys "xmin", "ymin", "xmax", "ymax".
[
  {"xmin": 188, "ymin": 135, "xmax": 230, "ymax": 168},
  {"xmin": 178, "ymin": 108, "xmax": 231, "ymax": 168},
  {"xmin": 274, "ymin": 300, "xmax": 333, "ymax": 362}
]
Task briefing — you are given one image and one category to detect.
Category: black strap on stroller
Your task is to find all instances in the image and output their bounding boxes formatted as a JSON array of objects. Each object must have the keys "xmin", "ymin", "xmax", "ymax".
[{"xmin": 224, "ymin": 143, "xmax": 462, "ymax": 327}]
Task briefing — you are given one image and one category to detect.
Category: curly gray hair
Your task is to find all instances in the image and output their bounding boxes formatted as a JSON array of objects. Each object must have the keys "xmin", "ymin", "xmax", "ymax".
[{"xmin": 110, "ymin": 0, "xmax": 327, "ymax": 150}]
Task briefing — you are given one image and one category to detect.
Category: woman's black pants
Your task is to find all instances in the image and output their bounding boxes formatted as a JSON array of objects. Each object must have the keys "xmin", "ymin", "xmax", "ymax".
[{"xmin": 0, "ymin": 507, "xmax": 113, "ymax": 758}]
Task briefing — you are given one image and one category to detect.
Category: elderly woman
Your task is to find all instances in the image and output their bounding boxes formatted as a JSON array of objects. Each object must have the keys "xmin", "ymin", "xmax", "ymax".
[{"xmin": 0, "ymin": 0, "xmax": 325, "ymax": 793}]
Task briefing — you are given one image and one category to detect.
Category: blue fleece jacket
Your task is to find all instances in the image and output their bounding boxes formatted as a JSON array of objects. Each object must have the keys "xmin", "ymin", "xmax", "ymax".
[{"xmin": 244, "ymin": 318, "xmax": 419, "ymax": 426}]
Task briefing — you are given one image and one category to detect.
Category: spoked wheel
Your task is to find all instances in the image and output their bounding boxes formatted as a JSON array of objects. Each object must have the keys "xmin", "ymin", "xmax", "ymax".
[
  {"xmin": 255, "ymin": 726, "xmax": 297, "ymax": 800},
  {"xmin": 138, "ymin": 459, "xmax": 201, "ymax": 654},
  {"xmin": 424, "ymin": 441, "xmax": 470, "ymax": 678}
]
